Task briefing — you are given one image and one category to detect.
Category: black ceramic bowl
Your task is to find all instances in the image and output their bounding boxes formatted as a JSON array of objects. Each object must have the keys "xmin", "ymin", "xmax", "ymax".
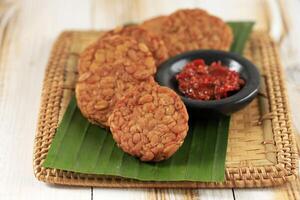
[{"xmin": 155, "ymin": 50, "xmax": 260, "ymax": 115}]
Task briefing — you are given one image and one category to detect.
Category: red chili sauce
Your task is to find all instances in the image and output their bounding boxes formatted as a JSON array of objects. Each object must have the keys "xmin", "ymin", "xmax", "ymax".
[{"xmin": 176, "ymin": 59, "xmax": 245, "ymax": 100}]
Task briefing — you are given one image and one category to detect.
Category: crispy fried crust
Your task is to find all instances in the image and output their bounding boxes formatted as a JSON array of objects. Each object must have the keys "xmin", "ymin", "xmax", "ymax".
[
  {"xmin": 141, "ymin": 15, "xmax": 167, "ymax": 35},
  {"xmin": 76, "ymin": 35, "xmax": 156, "ymax": 126},
  {"xmin": 109, "ymin": 82, "xmax": 189, "ymax": 161},
  {"xmin": 142, "ymin": 9, "xmax": 233, "ymax": 57},
  {"xmin": 102, "ymin": 26, "xmax": 168, "ymax": 66}
]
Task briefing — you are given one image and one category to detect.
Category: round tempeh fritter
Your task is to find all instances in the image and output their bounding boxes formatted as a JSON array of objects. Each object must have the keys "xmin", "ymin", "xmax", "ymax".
[
  {"xmin": 109, "ymin": 81, "xmax": 189, "ymax": 161},
  {"xmin": 76, "ymin": 35, "xmax": 156, "ymax": 126},
  {"xmin": 101, "ymin": 25, "xmax": 168, "ymax": 66},
  {"xmin": 141, "ymin": 9, "xmax": 233, "ymax": 57}
]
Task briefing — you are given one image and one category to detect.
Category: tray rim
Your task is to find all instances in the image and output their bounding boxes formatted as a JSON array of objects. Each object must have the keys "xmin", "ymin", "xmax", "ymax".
[{"xmin": 33, "ymin": 30, "xmax": 298, "ymax": 188}]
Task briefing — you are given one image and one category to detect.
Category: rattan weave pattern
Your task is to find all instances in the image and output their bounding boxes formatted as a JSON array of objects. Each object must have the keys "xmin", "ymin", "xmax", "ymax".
[{"xmin": 33, "ymin": 31, "xmax": 298, "ymax": 188}]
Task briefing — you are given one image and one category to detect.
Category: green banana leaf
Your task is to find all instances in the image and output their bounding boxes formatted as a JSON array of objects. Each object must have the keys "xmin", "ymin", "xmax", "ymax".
[{"xmin": 43, "ymin": 21, "xmax": 254, "ymax": 182}]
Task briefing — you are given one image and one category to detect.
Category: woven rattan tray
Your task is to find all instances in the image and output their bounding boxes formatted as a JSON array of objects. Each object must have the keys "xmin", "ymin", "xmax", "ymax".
[{"xmin": 33, "ymin": 31, "xmax": 298, "ymax": 188}]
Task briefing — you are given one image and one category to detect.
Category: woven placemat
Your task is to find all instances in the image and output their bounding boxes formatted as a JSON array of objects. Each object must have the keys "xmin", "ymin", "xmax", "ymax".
[{"xmin": 33, "ymin": 31, "xmax": 298, "ymax": 188}]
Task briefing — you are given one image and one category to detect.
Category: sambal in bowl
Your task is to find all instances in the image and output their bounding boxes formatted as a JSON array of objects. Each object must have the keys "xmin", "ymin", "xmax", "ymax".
[{"xmin": 155, "ymin": 50, "xmax": 260, "ymax": 115}]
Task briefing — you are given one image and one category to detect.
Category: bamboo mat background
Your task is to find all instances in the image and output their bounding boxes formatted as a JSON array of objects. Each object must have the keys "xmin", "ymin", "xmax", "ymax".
[
  {"xmin": 1, "ymin": 0, "xmax": 300, "ymax": 199},
  {"xmin": 34, "ymin": 30, "xmax": 297, "ymax": 188}
]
